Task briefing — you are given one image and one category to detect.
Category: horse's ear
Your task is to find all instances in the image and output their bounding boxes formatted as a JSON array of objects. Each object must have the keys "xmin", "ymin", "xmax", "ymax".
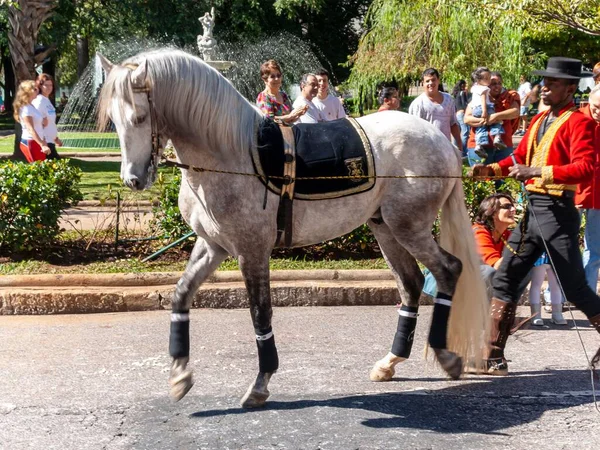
[
  {"xmin": 98, "ymin": 54, "xmax": 114, "ymax": 74},
  {"xmin": 130, "ymin": 60, "xmax": 148, "ymax": 87}
]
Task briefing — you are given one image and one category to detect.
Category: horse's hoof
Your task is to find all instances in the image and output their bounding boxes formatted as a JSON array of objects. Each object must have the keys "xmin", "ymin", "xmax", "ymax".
[
  {"xmin": 240, "ymin": 384, "xmax": 270, "ymax": 409},
  {"xmin": 434, "ymin": 349, "xmax": 463, "ymax": 380},
  {"xmin": 169, "ymin": 369, "xmax": 194, "ymax": 401},
  {"xmin": 369, "ymin": 362, "xmax": 395, "ymax": 382}
]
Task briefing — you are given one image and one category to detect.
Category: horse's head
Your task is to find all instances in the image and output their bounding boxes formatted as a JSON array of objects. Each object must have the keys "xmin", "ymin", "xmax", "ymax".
[{"xmin": 98, "ymin": 54, "xmax": 160, "ymax": 191}]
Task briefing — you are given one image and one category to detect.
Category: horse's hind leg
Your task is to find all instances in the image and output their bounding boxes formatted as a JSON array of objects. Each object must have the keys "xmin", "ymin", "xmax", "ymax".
[
  {"xmin": 368, "ymin": 218, "xmax": 424, "ymax": 382},
  {"xmin": 237, "ymin": 253, "xmax": 277, "ymax": 409},
  {"xmin": 392, "ymin": 229, "xmax": 464, "ymax": 379},
  {"xmin": 169, "ymin": 238, "xmax": 228, "ymax": 401}
]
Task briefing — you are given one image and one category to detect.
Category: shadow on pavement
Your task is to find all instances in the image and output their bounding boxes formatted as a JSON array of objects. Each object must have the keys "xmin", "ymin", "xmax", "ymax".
[{"xmin": 190, "ymin": 369, "xmax": 598, "ymax": 434}]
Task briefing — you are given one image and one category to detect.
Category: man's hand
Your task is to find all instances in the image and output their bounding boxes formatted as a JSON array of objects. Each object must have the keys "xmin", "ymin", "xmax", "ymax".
[
  {"xmin": 487, "ymin": 112, "xmax": 503, "ymax": 124},
  {"xmin": 508, "ymin": 164, "xmax": 541, "ymax": 181},
  {"xmin": 470, "ymin": 164, "xmax": 494, "ymax": 178}
]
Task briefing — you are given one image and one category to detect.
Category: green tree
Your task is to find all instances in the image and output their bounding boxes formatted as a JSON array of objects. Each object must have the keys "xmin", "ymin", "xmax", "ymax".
[
  {"xmin": 4, "ymin": 0, "xmax": 56, "ymax": 83},
  {"xmin": 347, "ymin": 0, "xmax": 540, "ymax": 104},
  {"xmin": 479, "ymin": 0, "xmax": 600, "ymax": 37}
]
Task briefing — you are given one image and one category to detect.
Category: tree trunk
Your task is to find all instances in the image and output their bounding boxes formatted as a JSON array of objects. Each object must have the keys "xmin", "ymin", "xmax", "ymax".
[
  {"xmin": 7, "ymin": 0, "xmax": 57, "ymax": 160},
  {"xmin": 1, "ymin": 53, "xmax": 15, "ymax": 115},
  {"xmin": 76, "ymin": 35, "xmax": 90, "ymax": 79}
]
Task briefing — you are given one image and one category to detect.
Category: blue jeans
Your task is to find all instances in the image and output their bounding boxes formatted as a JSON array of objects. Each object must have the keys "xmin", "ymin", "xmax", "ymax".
[
  {"xmin": 466, "ymin": 146, "xmax": 513, "ymax": 167},
  {"xmin": 423, "ymin": 265, "xmax": 496, "ymax": 299},
  {"xmin": 472, "ymin": 105, "xmax": 505, "ymax": 146},
  {"xmin": 583, "ymin": 208, "xmax": 600, "ymax": 292},
  {"xmin": 456, "ymin": 111, "xmax": 469, "ymax": 155}
]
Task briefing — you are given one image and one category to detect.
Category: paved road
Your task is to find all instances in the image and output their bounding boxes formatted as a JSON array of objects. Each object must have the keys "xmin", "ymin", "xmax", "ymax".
[{"xmin": 1, "ymin": 306, "xmax": 599, "ymax": 449}]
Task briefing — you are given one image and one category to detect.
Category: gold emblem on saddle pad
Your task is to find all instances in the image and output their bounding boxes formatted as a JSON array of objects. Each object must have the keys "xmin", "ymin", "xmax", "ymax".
[{"xmin": 345, "ymin": 157, "xmax": 365, "ymax": 182}]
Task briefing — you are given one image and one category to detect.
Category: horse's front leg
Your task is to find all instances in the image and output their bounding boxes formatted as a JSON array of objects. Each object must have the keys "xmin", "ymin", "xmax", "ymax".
[
  {"xmin": 169, "ymin": 238, "xmax": 228, "ymax": 401},
  {"xmin": 238, "ymin": 253, "xmax": 277, "ymax": 409}
]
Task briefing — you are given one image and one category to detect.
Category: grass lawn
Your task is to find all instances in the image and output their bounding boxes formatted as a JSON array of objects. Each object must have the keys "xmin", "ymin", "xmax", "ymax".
[
  {"xmin": 0, "ymin": 141, "xmax": 172, "ymax": 201},
  {"xmin": 68, "ymin": 158, "xmax": 176, "ymax": 201},
  {"xmin": 0, "ymin": 135, "xmax": 119, "ymax": 153},
  {"xmin": 0, "ymin": 256, "xmax": 388, "ymax": 275},
  {"xmin": 0, "ymin": 113, "xmax": 15, "ymax": 131}
]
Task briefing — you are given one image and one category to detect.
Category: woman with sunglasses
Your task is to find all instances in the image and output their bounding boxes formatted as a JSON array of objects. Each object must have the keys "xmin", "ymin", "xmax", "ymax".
[
  {"xmin": 13, "ymin": 80, "xmax": 50, "ymax": 162},
  {"xmin": 256, "ymin": 59, "xmax": 307, "ymax": 125},
  {"xmin": 423, "ymin": 193, "xmax": 517, "ymax": 298},
  {"xmin": 472, "ymin": 193, "xmax": 517, "ymax": 294},
  {"xmin": 32, "ymin": 73, "xmax": 62, "ymax": 160}
]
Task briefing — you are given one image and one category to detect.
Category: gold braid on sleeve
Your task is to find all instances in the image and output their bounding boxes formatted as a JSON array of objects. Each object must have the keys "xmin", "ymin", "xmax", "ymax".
[
  {"xmin": 489, "ymin": 163, "xmax": 502, "ymax": 178},
  {"xmin": 541, "ymin": 166, "xmax": 554, "ymax": 185}
]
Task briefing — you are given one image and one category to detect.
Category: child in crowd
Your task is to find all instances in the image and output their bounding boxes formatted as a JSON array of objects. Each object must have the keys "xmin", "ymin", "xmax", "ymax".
[
  {"xmin": 529, "ymin": 252, "xmax": 567, "ymax": 326},
  {"xmin": 470, "ymin": 67, "xmax": 506, "ymax": 158}
]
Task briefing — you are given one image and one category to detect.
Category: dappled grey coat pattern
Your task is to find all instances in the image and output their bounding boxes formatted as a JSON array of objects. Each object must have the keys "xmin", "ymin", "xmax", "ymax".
[{"xmin": 98, "ymin": 48, "xmax": 488, "ymax": 408}]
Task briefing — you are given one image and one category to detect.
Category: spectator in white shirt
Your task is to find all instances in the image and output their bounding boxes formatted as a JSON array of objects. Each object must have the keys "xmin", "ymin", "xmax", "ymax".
[
  {"xmin": 292, "ymin": 73, "xmax": 327, "ymax": 124},
  {"xmin": 516, "ymin": 75, "xmax": 532, "ymax": 135},
  {"xmin": 32, "ymin": 73, "xmax": 62, "ymax": 159},
  {"xmin": 313, "ymin": 69, "xmax": 347, "ymax": 121},
  {"xmin": 13, "ymin": 80, "xmax": 50, "ymax": 162}
]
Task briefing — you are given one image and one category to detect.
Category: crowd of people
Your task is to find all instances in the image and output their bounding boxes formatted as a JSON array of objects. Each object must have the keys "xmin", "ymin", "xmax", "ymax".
[
  {"xmin": 255, "ymin": 60, "xmax": 347, "ymax": 125},
  {"xmin": 13, "ymin": 74, "xmax": 64, "ymax": 162},
  {"xmin": 254, "ymin": 56, "xmax": 600, "ymax": 375}
]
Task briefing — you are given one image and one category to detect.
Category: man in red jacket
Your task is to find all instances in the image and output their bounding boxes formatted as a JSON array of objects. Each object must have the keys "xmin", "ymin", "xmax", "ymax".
[
  {"xmin": 472, "ymin": 57, "xmax": 600, "ymax": 375},
  {"xmin": 576, "ymin": 84, "xmax": 600, "ymax": 292}
]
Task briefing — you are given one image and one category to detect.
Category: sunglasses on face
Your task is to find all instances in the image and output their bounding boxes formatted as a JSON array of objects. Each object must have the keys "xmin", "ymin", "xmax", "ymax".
[{"xmin": 499, "ymin": 203, "xmax": 515, "ymax": 210}]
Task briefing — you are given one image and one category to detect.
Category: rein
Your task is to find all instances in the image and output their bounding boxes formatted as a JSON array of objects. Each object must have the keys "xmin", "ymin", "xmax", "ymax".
[{"xmin": 157, "ymin": 159, "xmax": 504, "ymax": 181}]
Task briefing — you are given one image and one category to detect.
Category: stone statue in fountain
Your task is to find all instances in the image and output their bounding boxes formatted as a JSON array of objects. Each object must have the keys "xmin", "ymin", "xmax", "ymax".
[{"xmin": 197, "ymin": 7, "xmax": 217, "ymax": 62}]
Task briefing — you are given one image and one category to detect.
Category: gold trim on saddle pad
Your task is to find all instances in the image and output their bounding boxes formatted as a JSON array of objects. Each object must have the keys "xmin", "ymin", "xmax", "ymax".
[{"xmin": 252, "ymin": 117, "xmax": 376, "ymax": 200}]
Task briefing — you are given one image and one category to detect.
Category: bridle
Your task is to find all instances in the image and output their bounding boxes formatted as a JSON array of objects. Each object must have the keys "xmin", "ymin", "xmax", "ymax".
[{"xmin": 131, "ymin": 84, "xmax": 163, "ymax": 174}]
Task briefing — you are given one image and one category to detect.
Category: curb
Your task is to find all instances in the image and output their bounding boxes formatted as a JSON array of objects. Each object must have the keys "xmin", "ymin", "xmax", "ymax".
[{"xmin": 0, "ymin": 270, "xmax": 407, "ymax": 315}]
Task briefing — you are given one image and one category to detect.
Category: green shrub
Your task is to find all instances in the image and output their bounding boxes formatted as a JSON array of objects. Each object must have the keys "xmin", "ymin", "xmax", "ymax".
[
  {"xmin": 0, "ymin": 159, "xmax": 83, "ymax": 251},
  {"xmin": 151, "ymin": 170, "xmax": 192, "ymax": 238}
]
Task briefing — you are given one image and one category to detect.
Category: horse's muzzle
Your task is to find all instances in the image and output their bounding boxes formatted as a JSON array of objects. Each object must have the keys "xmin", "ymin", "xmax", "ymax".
[{"xmin": 123, "ymin": 176, "xmax": 144, "ymax": 191}]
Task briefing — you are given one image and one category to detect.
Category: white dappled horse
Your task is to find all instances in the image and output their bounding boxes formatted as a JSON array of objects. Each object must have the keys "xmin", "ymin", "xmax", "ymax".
[{"xmin": 98, "ymin": 49, "xmax": 488, "ymax": 408}]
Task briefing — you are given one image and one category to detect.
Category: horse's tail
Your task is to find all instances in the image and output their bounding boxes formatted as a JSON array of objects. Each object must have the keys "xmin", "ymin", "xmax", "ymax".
[{"xmin": 439, "ymin": 176, "xmax": 489, "ymax": 364}]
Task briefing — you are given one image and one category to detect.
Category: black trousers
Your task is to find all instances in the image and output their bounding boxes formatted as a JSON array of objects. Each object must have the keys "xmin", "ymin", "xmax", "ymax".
[
  {"xmin": 493, "ymin": 193, "xmax": 600, "ymax": 319},
  {"xmin": 47, "ymin": 143, "xmax": 60, "ymax": 160}
]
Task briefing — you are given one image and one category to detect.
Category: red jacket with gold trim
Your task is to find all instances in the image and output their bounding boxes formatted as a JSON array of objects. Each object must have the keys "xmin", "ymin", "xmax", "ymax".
[
  {"xmin": 574, "ymin": 105, "xmax": 600, "ymax": 209},
  {"xmin": 489, "ymin": 102, "xmax": 597, "ymax": 197}
]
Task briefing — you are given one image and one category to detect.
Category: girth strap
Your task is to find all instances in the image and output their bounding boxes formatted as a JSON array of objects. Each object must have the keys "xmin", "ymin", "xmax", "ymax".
[{"xmin": 276, "ymin": 126, "xmax": 296, "ymax": 247}]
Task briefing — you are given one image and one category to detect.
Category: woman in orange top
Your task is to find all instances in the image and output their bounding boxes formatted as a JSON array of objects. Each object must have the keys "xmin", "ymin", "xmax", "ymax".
[
  {"xmin": 423, "ymin": 193, "xmax": 516, "ymax": 297},
  {"xmin": 472, "ymin": 193, "xmax": 517, "ymax": 296}
]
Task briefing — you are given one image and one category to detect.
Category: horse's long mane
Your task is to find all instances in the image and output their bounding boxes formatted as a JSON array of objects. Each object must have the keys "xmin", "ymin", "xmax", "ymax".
[{"xmin": 99, "ymin": 48, "xmax": 261, "ymax": 157}]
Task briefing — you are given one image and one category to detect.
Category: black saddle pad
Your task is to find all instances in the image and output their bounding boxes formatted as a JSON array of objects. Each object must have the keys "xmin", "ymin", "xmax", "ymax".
[{"xmin": 252, "ymin": 117, "xmax": 375, "ymax": 200}]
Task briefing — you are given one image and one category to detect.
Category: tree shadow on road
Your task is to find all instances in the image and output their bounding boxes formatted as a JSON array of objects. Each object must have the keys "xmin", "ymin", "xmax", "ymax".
[{"xmin": 190, "ymin": 369, "xmax": 598, "ymax": 434}]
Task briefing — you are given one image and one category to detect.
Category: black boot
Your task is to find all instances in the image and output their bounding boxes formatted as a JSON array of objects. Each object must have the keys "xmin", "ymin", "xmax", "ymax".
[{"xmin": 467, "ymin": 297, "xmax": 516, "ymax": 375}]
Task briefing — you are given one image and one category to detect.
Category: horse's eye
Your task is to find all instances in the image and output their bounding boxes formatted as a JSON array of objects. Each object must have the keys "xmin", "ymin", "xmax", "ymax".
[{"xmin": 132, "ymin": 115, "xmax": 146, "ymax": 125}]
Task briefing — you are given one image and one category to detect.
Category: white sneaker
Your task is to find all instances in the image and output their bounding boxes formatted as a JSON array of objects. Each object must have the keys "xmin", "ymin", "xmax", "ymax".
[
  {"xmin": 531, "ymin": 303, "xmax": 544, "ymax": 326},
  {"xmin": 550, "ymin": 303, "xmax": 568, "ymax": 325},
  {"xmin": 493, "ymin": 135, "xmax": 507, "ymax": 150}
]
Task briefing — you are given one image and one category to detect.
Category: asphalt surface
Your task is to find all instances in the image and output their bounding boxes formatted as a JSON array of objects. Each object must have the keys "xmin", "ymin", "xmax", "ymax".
[{"xmin": 1, "ymin": 306, "xmax": 599, "ymax": 449}]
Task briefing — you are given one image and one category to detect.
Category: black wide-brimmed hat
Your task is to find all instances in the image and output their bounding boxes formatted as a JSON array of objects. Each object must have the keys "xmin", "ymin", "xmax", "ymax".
[{"xmin": 532, "ymin": 57, "xmax": 592, "ymax": 79}]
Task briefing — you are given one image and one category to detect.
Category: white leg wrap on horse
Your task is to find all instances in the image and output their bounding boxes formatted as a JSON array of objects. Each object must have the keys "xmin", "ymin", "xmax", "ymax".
[
  {"xmin": 429, "ymin": 293, "xmax": 452, "ymax": 349},
  {"xmin": 391, "ymin": 305, "xmax": 419, "ymax": 358},
  {"xmin": 169, "ymin": 312, "xmax": 190, "ymax": 358}
]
